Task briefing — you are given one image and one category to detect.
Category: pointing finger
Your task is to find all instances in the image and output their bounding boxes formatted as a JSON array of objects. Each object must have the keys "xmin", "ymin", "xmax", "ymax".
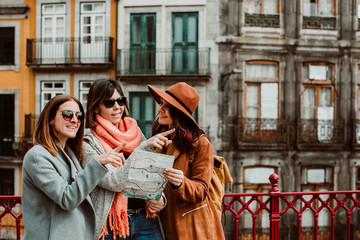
[
  {"xmin": 114, "ymin": 142, "xmax": 127, "ymax": 152},
  {"xmin": 160, "ymin": 128, "xmax": 175, "ymax": 137}
]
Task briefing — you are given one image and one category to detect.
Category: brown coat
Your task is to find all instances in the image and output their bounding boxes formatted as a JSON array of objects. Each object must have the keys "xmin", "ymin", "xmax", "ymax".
[{"xmin": 159, "ymin": 137, "xmax": 225, "ymax": 240}]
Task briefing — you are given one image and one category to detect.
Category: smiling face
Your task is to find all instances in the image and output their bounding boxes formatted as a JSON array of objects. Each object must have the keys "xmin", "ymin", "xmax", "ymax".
[
  {"xmin": 51, "ymin": 100, "xmax": 82, "ymax": 148},
  {"xmin": 96, "ymin": 90, "xmax": 125, "ymax": 127},
  {"xmin": 158, "ymin": 99, "xmax": 173, "ymax": 128}
]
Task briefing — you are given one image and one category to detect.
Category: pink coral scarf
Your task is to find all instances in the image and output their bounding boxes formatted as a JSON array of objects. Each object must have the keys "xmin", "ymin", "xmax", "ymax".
[{"xmin": 92, "ymin": 114, "xmax": 142, "ymax": 240}]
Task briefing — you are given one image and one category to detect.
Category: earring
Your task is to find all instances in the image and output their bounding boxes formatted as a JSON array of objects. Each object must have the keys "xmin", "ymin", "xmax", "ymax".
[{"xmin": 50, "ymin": 121, "xmax": 54, "ymax": 126}]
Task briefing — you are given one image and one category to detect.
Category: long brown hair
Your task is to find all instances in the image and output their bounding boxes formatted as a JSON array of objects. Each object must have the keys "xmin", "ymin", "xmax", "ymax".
[
  {"xmin": 85, "ymin": 79, "xmax": 130, "ymax": 129},
  {"xmin": 33, "ymin": 95, "xmax": 85, "ymax": 160},
  {"xmin": 152, "ymin": 104, "xmax": 205, "ymax": 153}
]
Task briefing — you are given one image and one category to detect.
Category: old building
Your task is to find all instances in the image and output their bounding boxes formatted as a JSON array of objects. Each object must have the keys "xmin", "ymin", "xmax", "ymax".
[
  {"xmin": 115, "ymin": 0, "xmax": 219, "ymax": 140},
  {"xmin": 218, "ymin": 0, "xmax": 360, "ymax": 238}
]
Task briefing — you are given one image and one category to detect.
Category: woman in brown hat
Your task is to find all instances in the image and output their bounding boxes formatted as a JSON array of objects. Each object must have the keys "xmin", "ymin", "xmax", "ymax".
[{"xmin": 148, "ymin": 82, "xmax": 225, "ymax": 240}]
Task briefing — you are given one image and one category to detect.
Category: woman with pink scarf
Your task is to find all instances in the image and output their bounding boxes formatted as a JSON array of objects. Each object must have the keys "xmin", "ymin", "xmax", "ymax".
[{"xmin": 81, "ymin": 79, "xmax": 173, "ymax": 240}]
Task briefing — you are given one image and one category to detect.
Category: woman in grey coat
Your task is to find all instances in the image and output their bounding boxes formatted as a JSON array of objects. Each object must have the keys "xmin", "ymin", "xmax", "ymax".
[{"xmin": 22, "ymin": 95, "xmax": 126, "ymax": 240}]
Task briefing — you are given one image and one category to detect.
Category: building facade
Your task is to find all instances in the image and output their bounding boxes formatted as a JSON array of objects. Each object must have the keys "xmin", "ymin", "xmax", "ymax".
[{"xmin": 218, "ymin": 0, "xmax": 360, "ymax": 238}]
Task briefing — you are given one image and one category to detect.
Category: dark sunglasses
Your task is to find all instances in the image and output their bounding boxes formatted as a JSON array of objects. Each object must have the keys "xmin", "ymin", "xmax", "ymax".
[
  {"xmin": 60, "ymin": 110, "xmax": 84, "ymax": 123},
  {"xmin": 102, "ymin": 97, "xmax": 127, "ymax": 108}
]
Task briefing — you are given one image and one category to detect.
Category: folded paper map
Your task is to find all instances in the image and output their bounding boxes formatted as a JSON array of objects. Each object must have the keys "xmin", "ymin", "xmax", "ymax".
[{"xmin": 123, "ymin": 149, "xmax": 175, "ymax": 200}]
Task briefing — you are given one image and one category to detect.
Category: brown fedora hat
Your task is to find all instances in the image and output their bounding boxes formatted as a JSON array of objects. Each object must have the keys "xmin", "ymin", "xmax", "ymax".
[{"xmin": 148, "ymin": 82, "xmax": 199, "ymax": 128}]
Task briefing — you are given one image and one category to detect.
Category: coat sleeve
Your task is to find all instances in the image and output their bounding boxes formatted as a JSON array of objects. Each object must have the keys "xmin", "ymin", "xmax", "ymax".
[
  {"xmin": 23, "ymin": 146, "xmax": 108, "ymax": 211},
  {"xmin": 173, "ymin": 137, "xmax": 213, "ymax": 203},
  {"xmin": 81, "ymin": 141, "xmax": 129, "ymax": 192}
]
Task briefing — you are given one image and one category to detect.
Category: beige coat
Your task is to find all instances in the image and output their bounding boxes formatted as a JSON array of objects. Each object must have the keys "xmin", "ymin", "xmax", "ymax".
[{"xmin": 159, "ymin": 137, "xmax": 225, "ymax": 240}]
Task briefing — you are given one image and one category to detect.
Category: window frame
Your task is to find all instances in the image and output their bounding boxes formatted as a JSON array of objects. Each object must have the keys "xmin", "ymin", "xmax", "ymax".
[
  {"xmin": 303, "ymin": 0, "xmax": 336, "ymax": 17},
  {"xmin": 129, "ymin": 92, "xmax": 156, "ymax": 139},
  {"xmin": 244, "ymin": 0, "xmax": 280, "ymax": 14},
  {"xmin": 40, "ymin": 80, "xmax": 66, "ymax": 111},
  {"xmin": 172, "ymin": 12, "xmax": 199, "ymax": 74},
  {"xmin": 243, "ymin": 60, "xmax": 280, "ymax": 119},
  {"xmin": 129, "ymin": 13, "xmax": 156, "ymax": 74}
]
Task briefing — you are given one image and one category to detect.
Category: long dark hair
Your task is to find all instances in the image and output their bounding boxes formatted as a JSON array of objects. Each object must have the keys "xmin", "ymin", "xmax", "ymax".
[
  {"xmin": 33, "ymin": 95, "xmax": 85, "ymax": 160},
  {"xmin": 86, "ymin": 79, "xmax": 130, "ymax": 129},
  {"xmin": 152, "ymin": 104, "xmax": 205, "ymax": 153}
]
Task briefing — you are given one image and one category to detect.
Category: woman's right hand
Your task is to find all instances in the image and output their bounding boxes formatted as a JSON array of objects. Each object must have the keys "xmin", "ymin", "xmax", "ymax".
[
  {"xmin": 96, "ymin": 142, "xmax": 127, "ymax": 167},
  {"xmin": 146, "ymin": 128, "xmax": 175, "ymax": 149}
]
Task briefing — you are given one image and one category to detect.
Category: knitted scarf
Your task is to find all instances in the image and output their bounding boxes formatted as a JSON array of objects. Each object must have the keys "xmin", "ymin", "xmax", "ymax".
[{"xmin": 92, "ymin": 114, "xmax": 142, "ymax": 240}]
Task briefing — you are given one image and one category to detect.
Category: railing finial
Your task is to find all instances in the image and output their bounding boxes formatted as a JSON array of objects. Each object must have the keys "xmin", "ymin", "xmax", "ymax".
[{"xmin": 269, "ymin": 173, "xmax": 280, "ymax": 192}]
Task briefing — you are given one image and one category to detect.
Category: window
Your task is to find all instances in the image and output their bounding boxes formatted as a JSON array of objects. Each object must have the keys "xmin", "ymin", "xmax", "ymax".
[
  {"xmin": 78, "ymin": 80, "xmax": 93, "ymax": 110},
  {"xmin": 301, "ymin": 62, "xmax": 335, "ymax": 142},
  {"xmin": 0, "ymin": 168, "xmax": 14, "ymax": 205},
  {"xmin": 303, "ymin": 0, "xmax": 336, "ymax": 29},
  {"xmin": 244, "ymin": 0, "xmax": 280, "ymax": 27},
  {"xmin": 244, "ymin": 61, "xmax": 279, "ymax": 129},
  {"xmin": 0, "ymin": 95, "xmax": 14, "ymax": 157},
  {"xmin": 80, "ymin": 2, "xmax": 106, "ymax": 62},
  {"xmin": 172, "ymin": 13, "xmax": 198, "ymax": 73},
  {"xmin": 0, "ymin": 27, "xmax": 15, "ymax": 65},
  {"xmin": 40, "ymin": 81, "xmax": 65, "ymax": 111},
  {"xmin": 301, "ymin": 166, "xmax": 333, "ymax": 230},
  {"xmin": 41, "ymin": 4, "xmax": 66, "ymax": 63},
  {"xmin": 130, "ymin": 13, "xmax": 156, "ymax": 74},
  {"xmin": 356, "ymin": 167, "xmax": 360, "ymax": 191},
  {"xmin": 243, "ymin": 167, "xmax": 276, "ymax": 229},
  {"xmin": 303, "ymin": 0, "xmax": 335, "ymax": 17},
  {"xmin": 245, "ymin": 0, "xmax": 279, "ymax": 14},
  {"xmin": 129, "ymin": 92, "xmax": 156, "ymax": 138},
  {"xmin": 356, "ymin": 66, "xmax": 360, "ymax": 143}
]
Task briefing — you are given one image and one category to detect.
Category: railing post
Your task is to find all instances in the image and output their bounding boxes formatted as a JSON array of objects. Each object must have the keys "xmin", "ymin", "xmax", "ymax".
[{"xmin": 269, "ymin": 173, "xmax": 280, "ymax": 240}]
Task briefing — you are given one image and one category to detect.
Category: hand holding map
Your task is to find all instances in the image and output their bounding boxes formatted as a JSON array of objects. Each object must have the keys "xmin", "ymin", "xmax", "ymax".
[{"xmin": 123, "ymin": 149, "xmax": 175, "ymax": 200}]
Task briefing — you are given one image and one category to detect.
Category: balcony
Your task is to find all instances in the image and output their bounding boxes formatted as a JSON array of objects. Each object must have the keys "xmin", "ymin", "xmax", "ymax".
[
  {"xmin": 26, "ymin": 37, "xmax": 114, "ymax": 70},
  {"xmin": 237, "ymin": 118, "xmax": 289, "ymax": 150},
  {"xmin": 222, "ymin": 174, "xmax": 360, "ymax": 240},
  {"xmin": 116, "ymin": 48, "xmax": 211, "ymax": 81},
  {"xmin": 244, "ymin": 13, "xmax": 280, "ymax": 28},
  {"xmin": 297, "ymin": 119, "xmax": 344, "ymax": 150},
  {"xmin": 302, "ymin": 16, "xmax": 336, "ymax": 30}
]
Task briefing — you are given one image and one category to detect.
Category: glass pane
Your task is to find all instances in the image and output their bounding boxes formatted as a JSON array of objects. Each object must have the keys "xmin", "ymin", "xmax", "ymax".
[
  {"xmin": 43, "ymin": 5, "xmax": 53, "ymax": 14},
  {"xmin": 301, "ymin": 188, "xmax": 314, "ymax": 227},
  {"xmin": 83, "ymin": 4, "xmax": 92, "ymax": 12},
  {"xmin": 173, "ymin": 46, "xmax": 183, "ymax": 71},
  {"xmin": 44, "ymin": 93, "xmax": 52, "ymax": 101},
  {"xmin": 261, "ymin": 83, "xmax": 278, "ymax": 119},
  {"xmin": 94, "ymin": 3, "xmax": 104, "ymax": 12},
  {"xmin": 303, "ymin": 87, "xmax": 315, "ymax": 119},
  {"xmin": 319, "ymin": 0, "xmax": 333, "ymax": 17},
  {"xmin": 187, "ymin": 15, "xmax": 197, "ymax": 42},
  {"xmin": 244, "ymin": 189, "xmax": 257, "ymax": 229},
  {"xmin": 144, "ymin": 123, "xmax": 152, "ymax": 139},
  {"xmin": 43, "ymin": 82, "xmax": 52, "ymax": 88},
  {"xmin": 357, "ymin": 168, "xmax": 360, "ymax": 182},
  {"xmin": 309, "ymin": 65, "xmax": 327, "ymax": 80},
  {"xmin": 95, "ymin": 16, "xmax": 103, "ymax": 25},
  {"xmin": 186, "ymin": 46, "xmax": 197, "ymax": 72},
  {"xmin": 54, "ymin": 82, "xmax": 63, "ymax": 88},
  {"xmin": 307, "ymin": 169, "xmax": 325, "ymax": 183},
  {"xmin": 131, "ymin": 96, "xmax": 141, "ymax": 119},
  {"xmin": 246, "ymin": 85, "xmax": 259, "ymax": 118},
  {"xmin": 319, "ymin": 87, "xmax": 332, "ymax": 107},
  {"xmin": 174, "ymin": 16, "xmax": 183, "ymax": 42},
  {"xmin": 44, "ymin": 18, "xmax": 52, "ymax": 27},
  {"xmin": 55, "ymin": 4, "xmax": 65, "ymax": 13},
  {"xmin": 146, "ymin": 16, "xmax": 154, "ymax": 42},
  {"xmin": 83, "ymin": 16, "xmax": 91, "ymax": 25},
  {"xmin": 132, "ymin": 17, "xmax": 141, "ymax": 43},
  {"xmin": 245, "ymin": 0, "xmax": 260, "ymax": 14},
  {"xmin": 264, "ymin": 0, "xmax": 278, "ymax": 14},
  {"xmin": 144, "ymin": 96, "xmax": 154, "ymax": 120},
  {"xmin": 244, "ymin": 167, "xmax": 275, "ymax": 184},
  {"xmin": 246, "ymin": 64, "xmax": 277, "ymax": 78}
]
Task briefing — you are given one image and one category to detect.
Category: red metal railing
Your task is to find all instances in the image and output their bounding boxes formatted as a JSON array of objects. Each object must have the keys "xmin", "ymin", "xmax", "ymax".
[
  {"xmin": 0, "ymin": 196, "xmax": 22, "ymax": 240},
  {"xmin": 222, "ymin": 174, "xmax": 360, "ymax": 240}
]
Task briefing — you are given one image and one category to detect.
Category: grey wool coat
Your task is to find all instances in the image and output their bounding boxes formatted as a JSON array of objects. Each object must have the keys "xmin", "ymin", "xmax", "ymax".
[
  {"xmin": 22, "ymin": 144, "xmax": 108, "ymax": 240},
  {"xmin": 81, "ymin": 129, "xmax": 154, "ymax": 240}
]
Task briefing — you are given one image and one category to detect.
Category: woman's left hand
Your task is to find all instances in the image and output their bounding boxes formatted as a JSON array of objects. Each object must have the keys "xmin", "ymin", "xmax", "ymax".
[
  {"xmin": 146, "ymin": 196, "xmax": 165, "ymax": 212},
  {"xmin": 163, "ymin": 168, "xmax": 184, "ymax": 187}
]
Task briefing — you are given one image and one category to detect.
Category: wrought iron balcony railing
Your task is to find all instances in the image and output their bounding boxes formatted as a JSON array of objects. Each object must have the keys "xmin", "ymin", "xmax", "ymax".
[
  {"xmin": 297, "ymin": 119, "xmax": 344, "ymax": 145},
  {"xmin": 222, "ymin": 174, "xmax": 360, "ymax": 240},
  {"xmin": 303, "ymin": 16, "xmax": 336, "ymax": 30},
  {"xmin": 238, "ymin": 118, "xmax": 288, "ymax": 144},
  {"xmin": 244, "ymin": 13, "xmax": 280, "ymax": 28},
  {"xmin": 26, "ymin": 37, "xmax": 113, "ymax": 68},
  {"xmin": 0, "ymin": 196, "xmax": 23, "ymax": 240},
  {"xmin": 116, "ymin": 48, "xmax": 210, "ymax": 75}
]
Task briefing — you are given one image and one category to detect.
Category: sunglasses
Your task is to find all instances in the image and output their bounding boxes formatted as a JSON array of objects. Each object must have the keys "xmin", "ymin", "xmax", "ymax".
[
  {"xmin": 102, "ymin": 97, "xmax": 127, "ymax": 108},
  {"xmin": 60, "ymin": 110, "xmax": 84, "ymax": 123}
]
